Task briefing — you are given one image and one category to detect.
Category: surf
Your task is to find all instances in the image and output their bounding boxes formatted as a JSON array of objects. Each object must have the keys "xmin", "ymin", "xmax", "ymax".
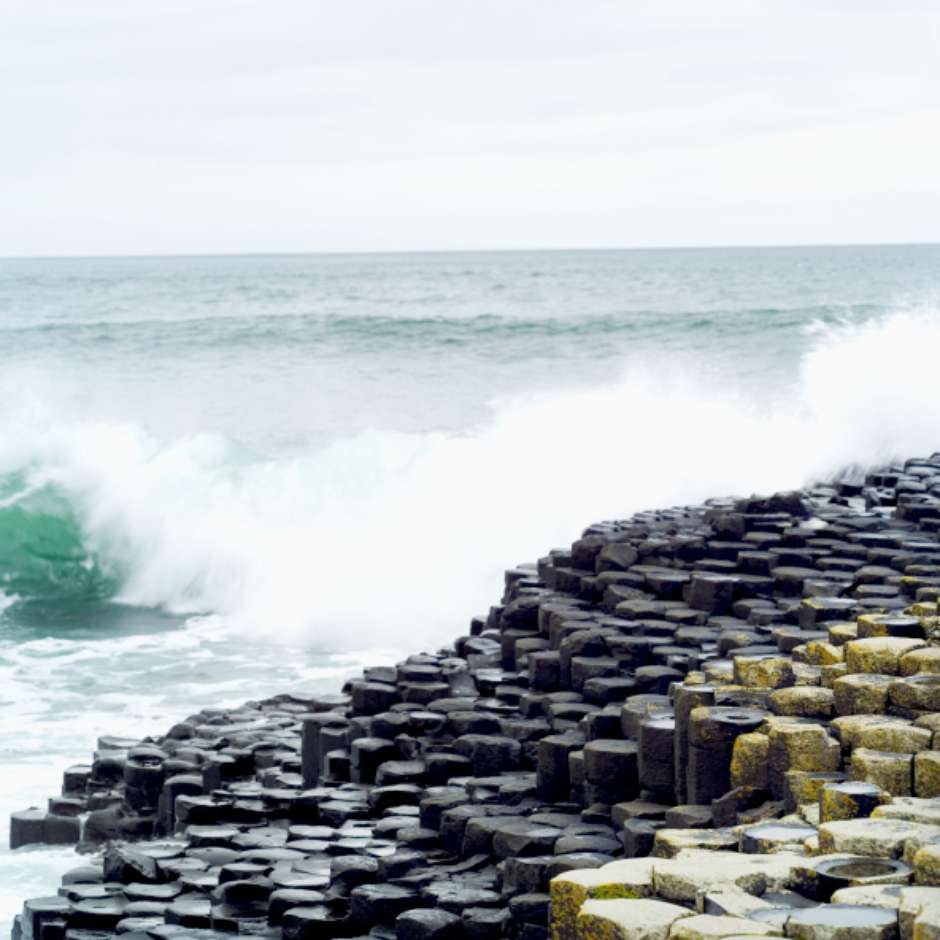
[{"xmin": 0, "ymin": 307, "xmax": 938, "ymax": 650}]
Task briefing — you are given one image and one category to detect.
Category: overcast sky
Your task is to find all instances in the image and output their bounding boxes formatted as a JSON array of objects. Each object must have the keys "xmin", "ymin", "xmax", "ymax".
[{"xmin": 2, "ymin": 1, "xmax": 939, "ymax": 255}]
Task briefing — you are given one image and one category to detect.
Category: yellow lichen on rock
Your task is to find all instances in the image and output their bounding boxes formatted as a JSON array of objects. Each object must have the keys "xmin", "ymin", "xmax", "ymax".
[
  {"xmin": 833, "ymin": 673, "xmax": 893, "ymax": 715},
  {"xmin": 856, "ymin": 614, "xmax": 888, "ymax": 638},
  {"xmin": 733, "ymin": 656, "xmax": 795, "ymax": 690},
  {"xmin": 914, "ymin": 844, "xmax": 940, "ymax": 886},
  {"xmin": 909, "ymin": 602, "xmax": 939, "ymax": 619},
  {"xmin": 915, "ymin": 752, "xmax": 940, "ymax": 798},
  {"xmin": 551, "ymin": 863, "xmax": 656, "ymax": 940},
  {"xmin": 820, "ymin": 662, "xmax": 849, "ymax": 689},
  {"xmin": 832, "ymin": 714, "xmax": 932, "ymax": 754},
  {"xmin": 730, "ymin": 732, "xmax": 769, "ymax": 789},
  {"xmin": 769, "ymin": 686, "xmax": 834, "ymax": 719},
  {"xmin": 845, "ymin": 637, "xmax": 926, "ymax": 676},
  {"xmin": 828, "ymin": 623, "xmax": 858, "ymax": 647},
  {"xmin": 768, "ymin": 723, "xmax": 841, "ymax": 796},
  {"xmin": 804, "ymin": 640, "xmax": 845, "ymax": 666},
  {"xmin": 850, "ymin": 747, "xmax": 913, "ymax": 796},
  {"xmin": 901, "ymin": 648, "xmax": 940, "ymax": 676}
]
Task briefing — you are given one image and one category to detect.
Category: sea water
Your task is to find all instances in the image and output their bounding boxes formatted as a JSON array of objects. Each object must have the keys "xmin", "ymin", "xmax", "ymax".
[{"xmin": 2, "ymin": 245, "xmax": 940, "ymax": 917}]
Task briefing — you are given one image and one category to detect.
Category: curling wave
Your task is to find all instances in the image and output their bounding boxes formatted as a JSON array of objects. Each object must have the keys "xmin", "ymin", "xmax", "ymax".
[{"xmin": 0, "ymin": 309, "xmax": 938, "ymax": 649}]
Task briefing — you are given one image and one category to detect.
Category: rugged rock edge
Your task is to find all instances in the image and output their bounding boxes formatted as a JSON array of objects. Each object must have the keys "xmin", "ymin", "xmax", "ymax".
[{"xmin": 10, "ymin": 453, "xmax": 940, "ymax": 940}]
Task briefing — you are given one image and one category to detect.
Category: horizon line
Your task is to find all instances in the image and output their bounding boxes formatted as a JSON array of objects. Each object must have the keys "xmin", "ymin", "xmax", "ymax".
[{"xmin": 1, "ymin": 239, "xmax": 939, "ymax": 263}]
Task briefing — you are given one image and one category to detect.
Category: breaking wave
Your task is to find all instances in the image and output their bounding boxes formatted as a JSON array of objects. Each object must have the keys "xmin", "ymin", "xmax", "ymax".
[{"xmin": 0, "ymin": 309, "xmax": 938, "ymax": 649}]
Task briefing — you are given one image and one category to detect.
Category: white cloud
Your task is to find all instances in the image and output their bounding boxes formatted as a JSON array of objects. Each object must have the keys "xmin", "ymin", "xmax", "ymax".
[{"xmin": 2, "ymin": 1, "xmax": 939, "ymax": 254}]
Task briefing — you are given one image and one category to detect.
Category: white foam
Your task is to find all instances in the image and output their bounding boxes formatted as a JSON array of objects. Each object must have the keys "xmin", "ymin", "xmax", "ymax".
[
  {"xmin": 0, "ymin": 309, "xmax": 937, "ymax": 650},
  {"xmin": 0, "ymin": 614, "xmax": 398, "ymax": 924}
]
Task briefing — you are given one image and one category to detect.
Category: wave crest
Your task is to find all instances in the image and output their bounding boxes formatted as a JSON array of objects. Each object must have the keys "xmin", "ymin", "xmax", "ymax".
[
  {"xmin": 0, "ymin": 308, "xmax": 938, "ymax": 648},
  {"xmin": 0, "ymin": 476, "xmax": 116, "ymax": 605}
]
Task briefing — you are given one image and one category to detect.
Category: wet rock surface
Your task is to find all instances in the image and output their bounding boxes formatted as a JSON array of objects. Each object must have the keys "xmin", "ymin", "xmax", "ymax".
[{"xmin": 10, "ymin": 453, "xmax": 940, "ymax": 940}]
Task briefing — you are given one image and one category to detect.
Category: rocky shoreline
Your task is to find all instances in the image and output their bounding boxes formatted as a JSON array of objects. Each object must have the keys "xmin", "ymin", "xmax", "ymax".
[{"xmin": 10, "ymin": 453, "xmax": 940, "ymax": 940}]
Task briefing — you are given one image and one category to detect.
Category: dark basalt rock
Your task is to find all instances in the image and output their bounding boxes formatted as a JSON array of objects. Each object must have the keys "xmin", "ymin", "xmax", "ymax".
[
  {"xmin": 12, "ymin": 454, "xmax": 940, "ymax": 940},
  {"xmin": 102, "ymin": 845, "xmax": 164, "ymax": 884},
  {"xmin": 349, "ymin": 884, "xmax": 420, "ymax": 924},
  {"xmin": 70, "ymin": 897, "xmax": 127, "ymax": 931},
  {"xmin": 281, "ymin": 905, "xmax": 352, "ymax": 940},
  {"xmin": 395, "ymin": 908, "xmax": 462, "ymax": 940},
  {"xmin": 421, "ymin": 881, "xmax": 501, "ymax": 913}
]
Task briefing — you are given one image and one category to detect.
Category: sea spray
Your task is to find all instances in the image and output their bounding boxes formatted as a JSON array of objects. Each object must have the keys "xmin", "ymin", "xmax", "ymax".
[{"xmin": 0, "ymin": 308, "xmax": 939, "ymax": 649}]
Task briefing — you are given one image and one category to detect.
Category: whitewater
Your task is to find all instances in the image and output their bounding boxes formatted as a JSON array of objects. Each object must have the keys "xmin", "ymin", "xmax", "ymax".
[{"xmin": 1, "ymin": 244, "xmax": 940, "ymax": 918}]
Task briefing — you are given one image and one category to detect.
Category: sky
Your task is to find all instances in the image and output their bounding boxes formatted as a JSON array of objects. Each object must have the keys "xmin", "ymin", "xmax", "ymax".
[{"xmin": 2, "ymin": 0, "xmax": 940, "ymax": 256}]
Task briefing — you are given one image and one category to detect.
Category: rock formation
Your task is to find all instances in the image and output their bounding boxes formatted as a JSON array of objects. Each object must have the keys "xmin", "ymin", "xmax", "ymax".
[{"xmin": 11, "ymin": 453, "xmax": 940, "ymax": 940}]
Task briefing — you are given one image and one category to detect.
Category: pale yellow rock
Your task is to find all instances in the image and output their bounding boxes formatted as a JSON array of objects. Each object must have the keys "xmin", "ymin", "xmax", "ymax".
[
  {"xmin": 651, "ymin": 828, "xmax": 738, "ymax": 859},
  {"xmin": 907, "ymin": 837, "xmax": 940, "ymax": 868},
  {"xmin": 876, "ymin": 807, "xmax": 940, "ymax": 864},
  {"xmin": 733, "ymin": 655, "xmax": 795, "ymax": 690},
  {"xmin": 700, "ymin": 886, "xmax": 777, "ymax": 918},
  {"xmin": 916, "ymin": 752, "xmax": 940, "ymax": 798},
  {"xmin": 797, "ymin": 802, "xmax": 821, "ymax": 827},
  {"xmin": 831, "ymin": 714, "xmax": 886, "ymax": 746},
  {"xmin": 921, "ymin": 617, "xmax": 940, "ymax": 639},
  {"xmin": 778, "ymin": 810, "xmax": 811, "ymax": 825},
  {"xmin": 913, "ymin": 901, "xmax": 940, "ymax": 940},
  {"xmin": 551, "ymin": 861, "xmax": 656, "ymax": 940},
  {"xmin": 851, "ymin": 747, "xmax": 914, "ymax": 796},
  {"xmin": 890, "ymin": 676, "xmax": 940, "ymax": 713},
  {"xmin": 805, "ymin": 640, "xmax": 845, "ymax": 666},
  {"xmin": 828, "ymin": 623, "xmax": 859, "ymax": 646},
  {"xmin": 652, "ymin": 850, "xmax": 799, "ymax": 904},
  {"xmin": 821, "ymin": 662, "xmax": 849, "ymax": 689},
  {"xmin": 769, "ymin": 686, "xmax": 834, "ymax": 719},
  {"xmin": 875, "ymin": 798, "xmax": 940, "ymax": 826},
  {"xmin": 767, "ymin": 723, "xmax": 841, "ymax": 796},
  {"xmin": 793, "ymin": 663, "xmax": 823, "ymax": 687},
  {"xmin": 819, "ymin": 779, "xmax": 889, "ymax": 824},
  {"xmin": 730, "ymin": 733, "xmax": 769, "ymax": 790},
  {"xmin": 703, "ymin": 660, "xmax": 735, "ymax": 685},
  {"xmin": 902, "ymin": 648, "xmax": 940, "ymax": 676},
  {"xmin": 900, "ymin": 886, "xmax": 940, "ymax": 940},
  {"xmin": 830, "ymin": 883, "xmax": 905, "ymax": 909},
  {"xmin": 858, "ymin": 612, "xmax": 910, "ymax": 638},
  {"xmin": 667, "ymin": 914, "xmax": 780, "ymax": 938},
  {"xmin": 595, "ymin": 859, "xmax": 658, "ymax": 889},
  {"xmin": 845, "ymin": 637, "xmax": 926, "ymax": 676},
  {"xmin": 786, "ymin": 770, "xmax": 839, "ymax": 811},
  {"xmin": 909, "ymin": 602, "xmax": 939, "ymax": 619},
  {"xmin": 915, "ymin": 715, "xmax": 940, "ymax": 749},
  {"xmin": 819, "ymin": 817, "xmax": 940, "ymax": 859},
  {"xmin": 915, "ymin": 844, "xmax": 940, "ymax": 886},
  {"xmin": 832, "ymin": 713, "xmax": 931, "ymax": 754},
  {"xmin": 576, "ymin": 898, "xmax": 691, "ymax": 940},
  {"xmin": 833, "ymin": 673, "xmax": 893, "ymax": 715},
  {"xmin": 760, "ymin": 714, "xmax": 807, "ymax": 733}
]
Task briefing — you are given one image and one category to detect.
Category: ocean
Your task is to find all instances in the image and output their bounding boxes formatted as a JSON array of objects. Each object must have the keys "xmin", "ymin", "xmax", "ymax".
[{"xmin": 2, "ymin": 244, "xmax": 940, "ymax": 916}]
